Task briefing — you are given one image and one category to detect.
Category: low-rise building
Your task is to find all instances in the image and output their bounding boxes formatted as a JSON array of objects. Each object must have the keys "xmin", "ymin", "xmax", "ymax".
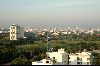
[
  {"xmin": 32, "ymin": 48, "xmax": 93, "ymax": 65},
  {"xmin": 69, "ymin": 49, "xmax": 93, "ymax": 65},
  {"xmin": 32, "ymin": 48, "xmax": 69, "ymax": 65}
]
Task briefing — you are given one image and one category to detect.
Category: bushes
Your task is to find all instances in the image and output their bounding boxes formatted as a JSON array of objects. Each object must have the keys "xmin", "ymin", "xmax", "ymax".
[
  {"xmin": 93, "ymin": 52, "xmax": 100, "ymax": 65},
  {"xmin": 1, "ymin": 38, "xmax": 100, "ymax": 65},
  {"xmin": 10, "ymin": 55, "xmax": 31, "ymax": 65}
]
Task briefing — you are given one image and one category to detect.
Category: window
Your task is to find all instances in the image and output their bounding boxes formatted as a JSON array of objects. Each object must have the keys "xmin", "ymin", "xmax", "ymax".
[
  {"xmin": 53, "ymin": 60, "xmax": 56, "ymax": 63},
  {"xmin": 53, "ymin": 57, "xmax": 55, "ymax": 59},
  {"xmin": 46, "ymin": 61, "xmax": 49, "ymax": 63},
  {"xmin": 87, "ymin": 58, "xmax": 90, "ymax": 61},
  {"xmin": 13, "ymin": 35, "xmax": 15, "ymax": 38},
  {"xmin": 68, "ymin": 57, "xmax": 70, "ymax": 59},
  {"xmin": 11, "ymin": 37, "xmax": 13, "ymax": 39},
  {"xmin": 87, "ymin": 62, "xmax": 89, "ymax": 65},
  {"xmin": 13, "ymin": 32, "xmax": 15, "ymax": 34},
  {"xmin": 53, "ymin": 57, "xmax": 56, "ymax": 63},
  {"xmin": 77, "ymin": 57, "xmax": 80, "ymax": 61},
  {"xmin": 77, "ymin": 62, "xmax": 81, "ymax": 65}
]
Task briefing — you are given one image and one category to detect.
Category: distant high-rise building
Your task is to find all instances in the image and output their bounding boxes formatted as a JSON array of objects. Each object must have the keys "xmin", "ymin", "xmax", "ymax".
[{"xmin": 9, "ymin": 24, "xmax": 24, "ymax": 40}]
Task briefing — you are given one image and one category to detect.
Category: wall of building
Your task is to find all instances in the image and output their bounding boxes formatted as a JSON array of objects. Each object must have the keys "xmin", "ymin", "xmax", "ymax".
[
  {"xmin": 69, "ymin": 52, "xmax": 92, "ymax": 65},
  {"xmin": 32, "ymin": 49, "xmax": 92, "ymax": 65},
  {"xmin": 10, "ymin": 24, "xmax": 24, "ymax": 40}
]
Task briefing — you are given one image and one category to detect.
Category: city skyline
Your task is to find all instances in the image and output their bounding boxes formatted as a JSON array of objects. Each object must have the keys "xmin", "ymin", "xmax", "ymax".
[{"xmin": 0, "ymin": 0, "xmax": 100, "ymax": 28}]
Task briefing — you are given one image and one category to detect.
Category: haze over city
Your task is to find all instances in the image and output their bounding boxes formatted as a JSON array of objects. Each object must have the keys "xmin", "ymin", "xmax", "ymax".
[
  {"xmin": 0, "ymin": 0, "xmax": 100, "ymax": 28},
  {"xmin": 0, "ymin": 0, "xmax": 100, "ymax": 65}
]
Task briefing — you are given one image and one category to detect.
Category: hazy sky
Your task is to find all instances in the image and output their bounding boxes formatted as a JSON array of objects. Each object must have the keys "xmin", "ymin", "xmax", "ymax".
[{"xmin": 0, "ymin": 0, "xmax": 100, "ymax": 28}]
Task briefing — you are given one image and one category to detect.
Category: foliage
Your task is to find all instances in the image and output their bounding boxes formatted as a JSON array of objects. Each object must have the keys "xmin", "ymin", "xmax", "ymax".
[
  {"xmin": 0, "ymin": 32, "xmax": 100, "ymax": 65},
  {"xmin": 93, "ymin": 52, "xmax": 100, "ymax": 65},
  {"xmin": 0, "ymin": 46, "xmax": 15, "ymax": 63},
  {"xmin": 10, "ymin": 55, "xmax": 30, "ymax": 65}
]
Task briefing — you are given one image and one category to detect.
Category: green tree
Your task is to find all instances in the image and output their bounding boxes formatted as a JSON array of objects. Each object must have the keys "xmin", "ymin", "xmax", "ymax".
[
  {"xmin": 93, "ymin": 53, "xmax": 100, "ymax": 65},
  {"xmin": 0, "ymin": 42, "xmax": 15, "ymax": 64},
  {"xmin": 10, "ymin": 55, "xmax": 30, "ymax": 65}
]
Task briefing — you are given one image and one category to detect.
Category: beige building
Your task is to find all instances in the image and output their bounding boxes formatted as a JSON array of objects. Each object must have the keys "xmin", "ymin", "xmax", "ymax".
[
  {"xmin": 32, "ymin": 48, "xmax": 69, "ymax": 65},
  {"xmin": 9, "ymin": 24, "xmax": 24, "ymax": 40},
  {"xmin": 32, "ymin": 48, "xmax": 93, "ymax": 65},
  {"xmin": 69, "ymin": 49, "xmax": 92, "ymax": 65}
]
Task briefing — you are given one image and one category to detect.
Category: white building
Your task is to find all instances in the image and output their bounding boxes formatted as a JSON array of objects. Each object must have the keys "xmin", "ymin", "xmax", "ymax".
[
  {"xmin": 9, "ymin": 24, "xmax": 24, "ymax": 40},
  {"xmin": 32, "ymin": 48, "xmax": 69, "ymax": 65},
  {"xmin": 69, "ymin": 49, "xmax": 92, "ymax": 65}
]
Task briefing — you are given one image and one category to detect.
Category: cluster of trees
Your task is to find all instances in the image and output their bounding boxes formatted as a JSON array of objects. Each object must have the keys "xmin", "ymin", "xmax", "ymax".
[
  {"xmin": 93, "ymin": 52, "xmax": 100, "ymax": 65},
  {"xmin": 0, "ymin": 39, "xmax": 100, "ymax": 65},
  {"xmin": 13, "ymin": 41, "xmax": 100, "ymax": 65},
  {"xmin": 54, "ymin": 33, "xmax": 99, "ymax": 41},
  {"xmin": 0, "ymin": 40, "xmax": 46, "ymax": 65},
  {"xmin": 10, "ymin": 55, "xmax": 30, "ymax": 65},
  {"xmin": 0, "ymin": 31, "xmax": 100, "ymax": 65},
  {"xmin": 0, "ymin": 40, "xmax": 15, "ymax": 64}
]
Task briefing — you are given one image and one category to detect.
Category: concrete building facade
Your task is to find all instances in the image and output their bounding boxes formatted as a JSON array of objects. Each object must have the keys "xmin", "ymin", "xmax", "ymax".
[
  {"xmin": 32, "ymin": 49, "xmax": 93, "ymax": 65},
  {"xmin": 69, "ymin": 49, "xmax": 92, "ymax": 65},
  {"xmin": 32, "ymin": 48, "xmax": 69, "ymax": 65},
  {"xmin": 9, "ymin": 24, "xmax": 24, "ymax": 40}
]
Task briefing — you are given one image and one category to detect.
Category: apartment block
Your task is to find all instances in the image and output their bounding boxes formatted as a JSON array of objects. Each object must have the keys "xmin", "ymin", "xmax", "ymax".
[{"xmin": 9, "ymin": 24, "xmax": 24, "ymax": 40}]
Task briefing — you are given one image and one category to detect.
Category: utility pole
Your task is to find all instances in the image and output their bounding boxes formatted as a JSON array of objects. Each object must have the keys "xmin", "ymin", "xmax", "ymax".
[
  {"xmin": 46, "ymin": 31, "xmax": 51, "ymax": 59},
  {"xmin": 46, "ymin": 31, "xmax": 49, "ymax": 59},
  {"xmin": 47, "ymin": 31, "xmax": 49, "ymax": 53}
]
